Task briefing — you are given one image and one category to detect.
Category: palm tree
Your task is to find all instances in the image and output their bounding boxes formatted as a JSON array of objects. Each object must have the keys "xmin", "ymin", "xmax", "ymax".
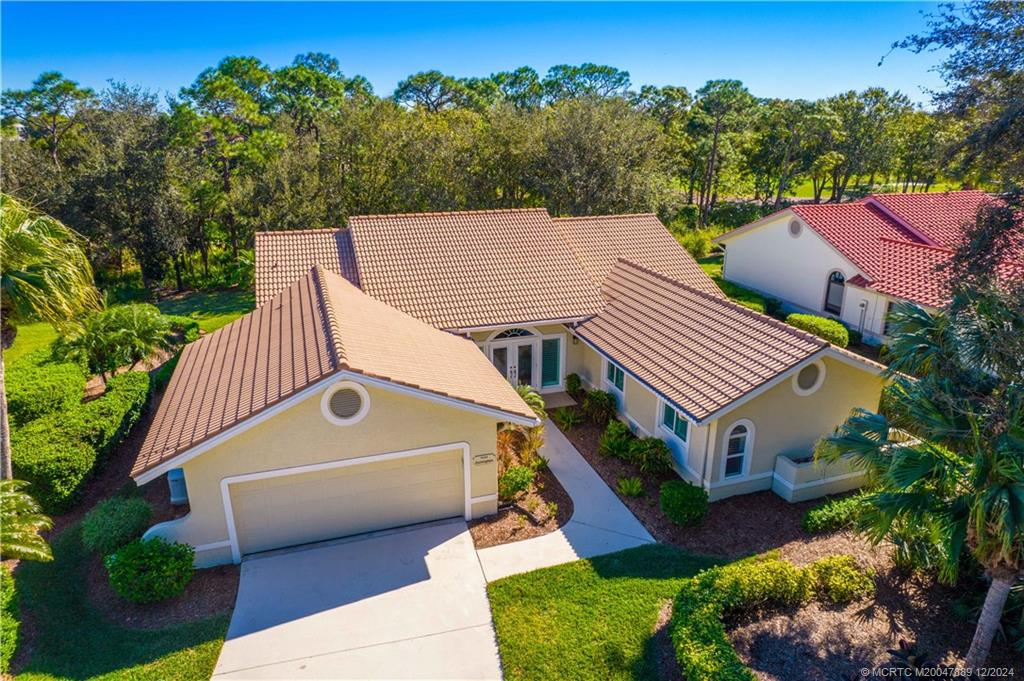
[
  {"xmin": 0, "ymin": 480, "xmax": 53, "ymax": 561},
  {"xmin": 1, "ymin": 194, "xmax": 100, "ymax": 479},
  {"xmin": 824, "ymin": 297, "xmax": 1023, "ymax": 669}
]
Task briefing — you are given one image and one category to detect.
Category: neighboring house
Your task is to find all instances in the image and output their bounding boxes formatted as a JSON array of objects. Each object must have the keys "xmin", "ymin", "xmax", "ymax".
[
  {"xmin": 135, "ymin": 208, "xmax": 885, "ymax": 566},
  {"xmin": 712, "ymin": 190, "xmax": 997, "ymax": 344}
]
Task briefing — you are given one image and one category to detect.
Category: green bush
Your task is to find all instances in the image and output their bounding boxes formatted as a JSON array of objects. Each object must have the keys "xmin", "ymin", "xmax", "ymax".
[
  {"xmin": 1, "ymin": 565, "xmax": 18, "ymax": 675},
  {"xmin": 551, "ymin": 406, "xmax": 583, "ymax": 431},
  {"xmin": 660, "ymin": 479, "xmax": 708, "ymax": 526},
  {"xmin": 5, "ymin": 350, "xmax": 86, "ymax": 428},
  {"xmin": 809, "ymin": 555, "xmax": 875, "ymax": 604},
  {"xmin": 565, "ymin": 372, "xmax": 583, "ymax": 400},
  {"xmin": 598, "ymin": 419, "xmax": 634, "ymax": 459},
  {"xmin": 617, "ymin": 476, "xmax": 644, "ymax": 497},
  {"xmin": 498, "ymin": 465, "xmax": 535, "ymax": 501},
  {"xmin": 714, "ymin": 279, "xmax": 767, "ymax": 314},
  {"xmin": 785, "ymin": 313, "xmax": 850, "ymax": 347},
  {"xmin": 82, "ymin": 496, "xmax": 153, "ymax": 555},
  {"xmin": 677, "ymin": 230, "xmax": 714, "ymax": 259},
  {"xmin": 802, "ymin": 494, "xmax": 867, "ymax": 535},
  {"xmin": 848, "ymin": 327, "xmax": 863, "ymax": 347},
  {"xmin": 54, "ymin": 303, "xmax": 170, "ymax": 378},
  {"xmin": 630, "ymin": 437, "xmax": 673, "ymax": 474},
  {"xmin": 9, "ymin": 437, "xmax": 97, "ymax": 513},
  {"xmin": 163, "ymin": 314, "xmax": 200, "ymax": 343},
  {"xmin": 104, "ymin": 538, "xmax": 194, "ymax": 604},
  {"xmin": 152, "ymin": 350, "xmax": 181, "ymax": 392},
  {"xmin": 584, "ymin": 390, "xmax": 618, "ymax": 425}
]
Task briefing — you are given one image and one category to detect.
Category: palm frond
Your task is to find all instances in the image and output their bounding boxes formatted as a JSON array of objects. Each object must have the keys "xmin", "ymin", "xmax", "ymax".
[{"xmin": 0, "ymin": 480, "xmax": 53, "ymax": 562}]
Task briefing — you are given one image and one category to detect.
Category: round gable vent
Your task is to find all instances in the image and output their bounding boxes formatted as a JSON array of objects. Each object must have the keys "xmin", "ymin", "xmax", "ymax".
[
  {"xmin": 320, "ymin": 381, "xmax": 370, "ymax": 425},
  {"xmin": 792, "ymin": 360, "xmax": 826, "ymax": 396},
  {"xmin": 788, "ymin": 219, "xmax": 802, "ymax": 238}
]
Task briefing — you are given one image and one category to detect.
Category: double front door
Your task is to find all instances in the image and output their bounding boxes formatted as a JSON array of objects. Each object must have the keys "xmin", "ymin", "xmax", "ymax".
[{"xmin": 489, "ymin": 340, "xmax": 534, "ymax": 387}]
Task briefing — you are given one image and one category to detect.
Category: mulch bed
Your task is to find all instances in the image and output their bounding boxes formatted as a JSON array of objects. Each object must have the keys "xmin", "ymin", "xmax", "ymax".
[
  {"xmin": 469, "ymin": 467, "xmax": 573, "ymax": 549},
  {"xmin": 554, "ymin": 416, "xmax": 1023, "ymax": 677}
]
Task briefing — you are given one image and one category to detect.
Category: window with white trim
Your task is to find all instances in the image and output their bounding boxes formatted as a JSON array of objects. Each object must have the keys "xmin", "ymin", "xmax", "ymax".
[
  {"xmin": 605, "ymin": 361, "xmax": 624, "ymax": 392},
  {"xmin": 723, "ymin": 423, "xmax": 751, "ymax": 478},
  {"xmin": 660, "ymin": 402, "xmax": 689, "ymax": 442}
]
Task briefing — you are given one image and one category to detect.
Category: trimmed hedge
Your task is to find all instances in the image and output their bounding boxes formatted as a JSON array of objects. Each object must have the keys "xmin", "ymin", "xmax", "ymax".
[
  {"xmin": 670, "ymin": 553, "xmax": 874, "ymax": 681},
  {"xmin": 104, "ymin": 538, "xmax": 194, "ymax": 603},
  {"xmin": 809, "ymin": 555, "xmax": 875, "ymax": 604},
  {"xmin": 1, "ymin": 565, "xmax": 18, "ymax": 674},
  {"xmin": 802, "ymin": 493, "xmax": 867, "ymax": 535},
  {"xmin": 82, "ymin": 496, "xmax": 153, "ymax": 555},
  {"xmin": 785, "ymin": 313, "xmax": 850, "ymax": 347},
  {"xmin": 12, "ymin": 371, "xmax": 151, "ymax": 512},
  {"xmin": 660, "ymin": 480, "xmax": 708, "ymax": 526},
  {"xmin": 5, "ymin": 350, "xmax": 87, "ymax": 428}
]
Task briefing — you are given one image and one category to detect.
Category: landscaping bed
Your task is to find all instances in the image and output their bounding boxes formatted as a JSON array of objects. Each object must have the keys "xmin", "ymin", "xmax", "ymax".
[{"xmin": 469, "ymin": 466, "xmax": 573, "ymax": 549}]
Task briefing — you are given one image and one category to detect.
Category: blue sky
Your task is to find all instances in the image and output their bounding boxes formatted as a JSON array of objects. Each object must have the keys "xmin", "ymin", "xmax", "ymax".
[{"xmin": 2, "ymin": 2, "xmax": 946, "ymax": 105}]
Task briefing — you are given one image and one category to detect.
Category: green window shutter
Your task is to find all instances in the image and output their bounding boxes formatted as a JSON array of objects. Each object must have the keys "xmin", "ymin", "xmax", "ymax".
[{"xmin": 542, "ymin": 338, "xmax": 560, "ymax": 387}]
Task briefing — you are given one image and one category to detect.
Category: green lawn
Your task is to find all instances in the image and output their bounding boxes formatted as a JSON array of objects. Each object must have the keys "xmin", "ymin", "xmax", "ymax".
[
  {"xmin": 13, "ymin": 524, "xmax": 228, "ymax": 681},
  {"xmin": 698, "ymin": 255, "xmax": 769, "ymax": 314},
  {"xmin": 156, "ymin": 288, "xmax": 254, "ymax": 333},
  {"xmin": 488, "ymin": 544, "xmax": 719, "ymax": 681},
  {"xmin": 5, "ymin": 323, "xmax": 59, "ymax": 363}
]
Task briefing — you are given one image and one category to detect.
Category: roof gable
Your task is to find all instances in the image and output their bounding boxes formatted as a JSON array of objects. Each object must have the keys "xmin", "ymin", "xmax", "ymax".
[
  {"xmin": 789, "ymin": 203, "xmax": 921, "ymax": 276},
  {"xmin": 866, "ymin": 190, "xmax": 992, "ymax": 248}
]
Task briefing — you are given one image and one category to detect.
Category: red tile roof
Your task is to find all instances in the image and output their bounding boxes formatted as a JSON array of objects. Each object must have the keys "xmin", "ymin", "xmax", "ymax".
[
  {"xmin": 867, "ymin": 190, "xmax": 992, "ymax": 248},
  {"xmin": 255, "ymin": 229, "xmax": 360, "ymax": 306},
  {"xmin": 789, "ymin": 203, "xmax": 920, "ymax": 276},
  {"xmin": 576, "ymin": 260, "xmax": 827, "ymax": 422}
]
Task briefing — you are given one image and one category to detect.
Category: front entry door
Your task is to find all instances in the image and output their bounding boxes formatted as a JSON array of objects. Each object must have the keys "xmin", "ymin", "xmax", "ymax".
[{"xmin": 490, "ymin": 341, "xmax": 535, "ymax": 387}]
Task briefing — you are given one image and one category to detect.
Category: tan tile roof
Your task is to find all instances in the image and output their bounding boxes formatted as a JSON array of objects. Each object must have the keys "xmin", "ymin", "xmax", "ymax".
[
  {"xmin": 347, "ymin": 209, "xmax": 604, "ymax": 330},
  {"xmin": 133, "ymin": 267, "xmax": 535, "ymax": 479},
  {"xmin": 576, "ymin": 260, "xmax": 827, "ymax": 422},
  {"xmin": 255, "ymin": 229, "xmax": 360, "ymax": 306},
  {"xmin": 553, "ymin": 214, "xmax": 723, "ymax": 298}
]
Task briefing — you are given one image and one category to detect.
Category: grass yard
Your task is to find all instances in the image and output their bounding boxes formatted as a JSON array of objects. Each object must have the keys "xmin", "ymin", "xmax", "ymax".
[
  {"xmin": 5, "ymin": 323, "xmax": 59, "ymax": 363},
  {"xmin": 697, "ymin": 255, "xmax": 769, "ymax": 314},
  {"xmin": 488, "ymin": 544, "xmax": 718, "ymax": 681},
  {"xmin": 156, "ymin": 288, "xmax": 254, "ymax": 333},
  {"xmin": 13, "ymin": 524, "xmax": 228, "ymax": 681}
]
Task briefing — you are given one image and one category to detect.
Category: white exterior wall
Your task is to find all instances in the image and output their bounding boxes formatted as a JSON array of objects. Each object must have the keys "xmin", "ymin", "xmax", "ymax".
[
  {"xmin": 841, "ymin": 286, "xmax": 890, "ymax": 343},
  {"xmin": 720, "ymin": 212, "xmax": 864, "ymax": 318}
]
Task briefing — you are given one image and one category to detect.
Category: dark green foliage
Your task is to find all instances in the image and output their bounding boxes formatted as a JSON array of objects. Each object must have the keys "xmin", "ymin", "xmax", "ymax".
[
  {"xmin": 629, "ymin": 437, "xmax": 673, "ymax": 474},
  {"xmin": 104, "ymin": 538, "xmax": 194, "ymax": 604},
  {"xmin": 583, "ymin": 389, "xmax": 617, "ymax": 425},
  {"xmin": 1, "ymin": 565, "xmax": 18, "ymax": 674},
  {"xmin": 801, "ymin": 493, "xmax": 868, "ymax": 534},
  {"xmin": 11, "ymin": 371, "xmax": 151, "ymax": 512},
  {"xmin": 785, "ymin": 313, "xmax": 850, "ymax": 347},
  {"xmin": 848, "ymin": 327, "xmax": 863, "ymax": 347},
  {"xmin": 715, "ymin": 279, "xmax": 767, "ymax": 314},
  {"xmin": 564, "ymin": 372, "xmax": 583, "ymax": 400},
  {"xmin": 5, "ymin": 350, "xmax": 86, "ymax": 428},
  {"xmin": 82, "ymin": 496, "xmax": 153, "ymax": 555},
  {"xmin": 551, "ymin": 406, "xmax": 583, "ymax": 431},
  {"xmin": 598, "ymin": 419, "xmax": 634, "ymax": 459},
  {"xmin": 54, "ymin": 303, "xmax": 170, "ymax": 378},
  {"xmin": 616, "ymin": 476, "xmax": 644, "ymax": 497},
  {"xmin": 498, "ymin": 465, "xmax": 535, "ymax": 501},
  {"xmin": 809, "ymin": 555, "xmax": 875, "ymax": 604},
  {"xmin": 153, "ymin": 350, "xmax": 181, "ymax": 392},
  {"xmin": 163, "ymin": 314, "xmax": 200, "ymax": 343},
  {"xmin": 764, "ymin": 297, "xmax": 783, "ymax": 318},
  {"xmin": 660, "ymin": 479, "xmax": 708, "ymax": 526}
]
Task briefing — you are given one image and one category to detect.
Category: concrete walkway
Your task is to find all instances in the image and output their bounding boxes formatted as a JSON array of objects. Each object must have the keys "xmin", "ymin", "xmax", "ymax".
[{"xmin": 476, "ymin": 419, "xmax": 654, "ymax": 582}]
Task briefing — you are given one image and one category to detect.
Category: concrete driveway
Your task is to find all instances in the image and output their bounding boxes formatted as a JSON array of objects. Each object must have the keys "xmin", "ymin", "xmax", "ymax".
[{"xmin": 212, "ymin": 520, "xmax": 501, "ymax": 680}]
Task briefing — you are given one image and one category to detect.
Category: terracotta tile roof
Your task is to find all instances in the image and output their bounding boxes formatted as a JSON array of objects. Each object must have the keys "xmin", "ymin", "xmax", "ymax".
[
  {"xmin": 789, "ymin": 203, "xmax": 920, "ymax": 277},
  {"xmin": 255, "ymin": 229, "xmax": 360, "ymax": 306},
  {"xmin": 576, "ymin": 260, "xmax": 827, "ymax": 422},
  {"xmin": 133, "ymin": 267, "xmax": 535, "ymax": 478},
  {"xmin": 867, "ymin": 190, "xmax": 992, "ymax": 248},
  {"xmin": 347, "ymin": 209, "xmax": 604, "ymax": 330},
  {"xmin": 553, "ymin": 214, "xmax": 723, "ymax": 298}
]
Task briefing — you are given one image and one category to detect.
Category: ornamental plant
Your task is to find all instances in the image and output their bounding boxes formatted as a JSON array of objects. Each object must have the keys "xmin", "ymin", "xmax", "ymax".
[{"xmin": 104, "ymin": 538, "xmax": 194, "ymax": 603}]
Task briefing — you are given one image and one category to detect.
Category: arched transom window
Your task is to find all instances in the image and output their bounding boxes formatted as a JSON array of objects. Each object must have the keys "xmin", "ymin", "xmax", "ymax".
[
  {"xmin": 824, "ymin": 271, "xmax": 845, "ymax": 315},
  {"xmin": 493, "ymin": 328, "xmax": 535, "ymax": 339}
]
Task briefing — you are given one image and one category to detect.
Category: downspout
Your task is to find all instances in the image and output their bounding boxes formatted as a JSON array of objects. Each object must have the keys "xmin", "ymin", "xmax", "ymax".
[{"xmin": 857, "ymin": 300, "xmax": 868, "ymax": 337}]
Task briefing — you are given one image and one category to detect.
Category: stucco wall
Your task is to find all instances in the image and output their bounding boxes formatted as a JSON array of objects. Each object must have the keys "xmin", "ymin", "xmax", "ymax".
[
  {"xmin": 144, "ymin": 378, "xmax": 500, "ymax": 566},
  {"xmin": 720, "ymin": 212, "xmax": 863, "ymax": 317},
  {"xmin": 470, "ymin": 323, "xmax": 573, "ymax": 393}
]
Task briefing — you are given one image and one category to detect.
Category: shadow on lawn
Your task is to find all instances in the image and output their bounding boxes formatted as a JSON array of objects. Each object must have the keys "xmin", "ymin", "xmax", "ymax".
[{"xmin": 13, "ymin": 524, "xmax": 228, "ymax": 680}]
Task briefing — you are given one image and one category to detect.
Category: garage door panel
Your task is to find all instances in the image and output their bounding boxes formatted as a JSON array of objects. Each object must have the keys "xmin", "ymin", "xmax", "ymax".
[{"xmin": 231, "ymin": 449, "xmax": 464, "ymax": 556}]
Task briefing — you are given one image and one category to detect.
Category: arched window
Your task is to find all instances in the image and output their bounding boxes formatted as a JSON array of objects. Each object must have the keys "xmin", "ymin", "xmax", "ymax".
[
  {"xmin": 824, "ymin": 271, "xmax": 845, "ymax": 315},
  {"xmin": 493, "ymin": 328, "xmax": 535, "ymax": 339},
  {"xmin": 722, "ymin": 421, "xmax": 753, "ymax": 478}
]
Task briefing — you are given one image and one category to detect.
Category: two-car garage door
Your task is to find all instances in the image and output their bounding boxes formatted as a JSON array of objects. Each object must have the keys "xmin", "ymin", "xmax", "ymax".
[{"xmin": 229, "ymin": 448, "xmax": 465, "ymax": 556}]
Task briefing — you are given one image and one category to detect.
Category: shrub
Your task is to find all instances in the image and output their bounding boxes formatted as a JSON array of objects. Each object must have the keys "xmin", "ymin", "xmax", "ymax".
[
  {"xmin": 104, "ymin": 538, "xmax": 194, "ymax": 603},
  {"xmin": 848, "ymin": 327, "xmax": 863, "ymax": 347},
  {"xmin": 764, "ymin": 297, "xmax": 784, "ymax": 318},
  {"xmin": 809, "ymin": 555, "xmax": 875, "ymax": 604},
  {"xmin": 82, "ymin": 496, "xmax": 153, "ymax": 555},
  {"xmin": 5, "ymin": 351, "xmax": 86, "ymax": 428},
  {"xmin": 677, "ymin": 229, "xmax": 714, "ymax": 259},
  {"xmin": 498, "ymin": 465, "xmax": 535, "ymax": 501},
  {"xmin": 802, "ymin": 493, "xmax": 867, "ymax": 535},
  {"xmin": 163, "ymin": 314, "xmax": 200, "ymax": 343},
  {"xmin": 785, "ymin": 313, "xmax": 849, "ymax": 347},
  {"xmin": 152, "ymin": 350, "xmax": 181, "ymax": 392},
  {"xmin": 565, "ymin": 372, "xmax": 583, "ymax": 400},
  {"xmin": 617, "ymin": 476, "xmax": 644, "ymax": 497},
  {"xmin": 584, "ymin": 390, "xmax": 617, "ymax": 425},
  {"xmin": 552, "ymin": 406, "xmax": 583, "ymax": 431},
  {"xmin": 54, "ymin": 303, "xmax": 171, "ymax": 379},
  {"xmin": 630, "ymin": 437, "xmax": 673, "ymax": 474},
  {"xmin": 9, "ymin": 438, "xmax": 96, "ymax": 513},
  {"xmin": 660, "ymin": 479, "xmax": 708, "ymax": 526},
  {"xmin": 715, "ymin": 279, "xmax": 767, "ymax": 314},
  {"xmin": 528, "ymin": 454, "xmax": 550, "ymax": 472},
  {"xmin": 598, "ymin": 419, "xmax": 634, "ymax": 459},
  {"xmin": 1, "ymin": 566, "xmax": 18, "ymax": 674}
]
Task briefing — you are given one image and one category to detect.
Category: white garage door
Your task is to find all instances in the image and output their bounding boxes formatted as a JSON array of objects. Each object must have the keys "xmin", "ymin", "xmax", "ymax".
[{"xmin": 229, "ymin": 449, "xmax": 465, "ymax": 556}]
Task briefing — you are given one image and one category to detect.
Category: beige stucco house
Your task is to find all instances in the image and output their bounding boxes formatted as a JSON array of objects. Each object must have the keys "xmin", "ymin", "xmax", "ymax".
[{"xmin": 136, "ymin": 208, "xmax": 886, "ymax": 566}]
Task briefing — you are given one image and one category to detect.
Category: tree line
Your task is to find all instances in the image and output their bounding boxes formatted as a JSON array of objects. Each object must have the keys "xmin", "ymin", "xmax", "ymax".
[{"xmin": 0, "ymin": 53, "xmax": 1009, "ymax": 292}]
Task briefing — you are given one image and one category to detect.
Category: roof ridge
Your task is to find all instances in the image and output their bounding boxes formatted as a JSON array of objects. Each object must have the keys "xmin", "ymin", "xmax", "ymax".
[
  {"xmin": 310, "ymin": 265, "xmax": 346, "ymax": 370},
  {"xmin": 552, "ymin": 213, "xmax": 658, "ymax": 221},
  {"xmin": 348, "ymin": 207, "xmax": 550, "ymax": 221},
  {"xmin": 256, "ymin": 228, "xmax": 345, "ymax": 236},
  {"xmin": 867, "ymin": 189, "xmax": 987, "ymax": 199},
  {"xmin": 611, "ymin": 258, "xmax": 828, "ymax": 348}
]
